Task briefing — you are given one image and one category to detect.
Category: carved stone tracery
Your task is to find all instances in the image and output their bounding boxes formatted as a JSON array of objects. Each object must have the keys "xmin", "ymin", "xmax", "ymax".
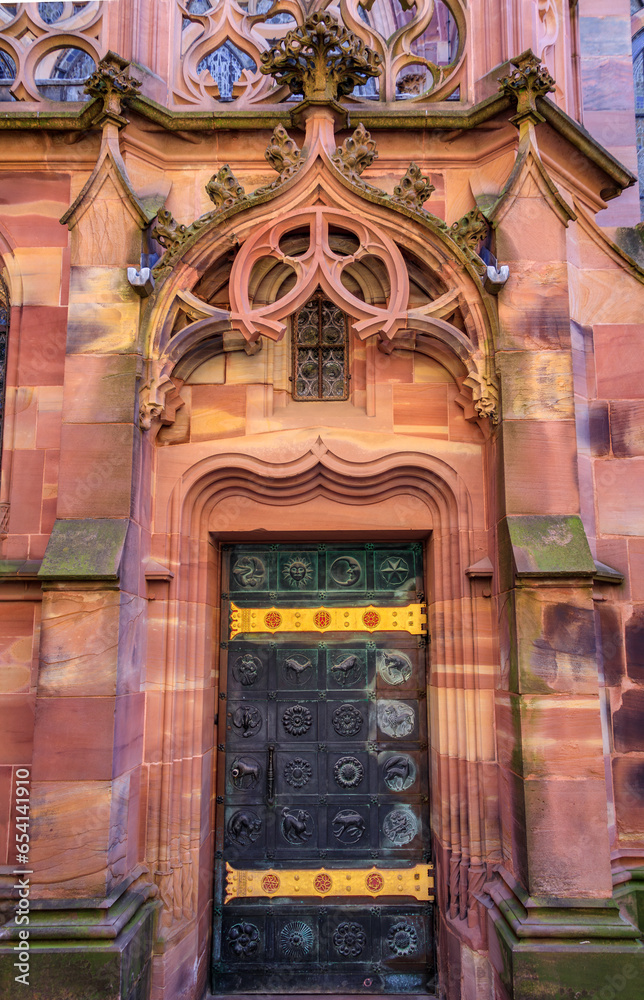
[{"xmin": 260, "ymin": 11, "xmax": 382, "ymax": 102}]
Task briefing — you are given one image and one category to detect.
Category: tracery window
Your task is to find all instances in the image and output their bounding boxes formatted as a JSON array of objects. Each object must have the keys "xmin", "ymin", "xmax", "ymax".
[
  {"xmin": 0, "ymin": 2, "xmax": 100, "ymax": 102},
  {"xmin": 0, "ymin": 274, "xmax": 9, "ymax": 466},
  {"xmin": 292, "ymin": 294, "xmax": 349, "ymax": 401}
]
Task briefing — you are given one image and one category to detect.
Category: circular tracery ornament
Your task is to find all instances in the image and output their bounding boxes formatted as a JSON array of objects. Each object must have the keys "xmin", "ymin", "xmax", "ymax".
[
  {"xmin": 284, "ymin": 757, "xmax": 313, "ymax": 787},
  {"xmin": 333, "ymin": 755, "xmax": 364, "ymax": 788},
  {"xmin": 332, "ymin": 704, "xmax": 363, "ymax": 737},
  {"xmin": 387, "ymin": 921, "xmax": 418, "ymax": 957},
  {"xmin": 314, "ymin": 872, "xmax": 332, "ymax": 894},
  {"xmin": 365, "ymin": 871, "xmax": 384, "ymax": 893},
  {"xmin": 362, "ymin": 610, "xmax": 381, "ymax": 628},
  {"xmin": 261, "ymin": 874, "xmax": 280, "ymax": 894},
  {"xmin": 264, "ymin": 610, "xmax": 282, "ymax": 629},
  {"xmin": 333, "ymin": 921, "xmax": 367, "ymax": 957},
  {"xmin": 228, "ymin": 207, "xmax": 410, "ymax": 346},
  {"xmin": 282, "ymin": 705, "xmax": 313, "ymax": 736}
]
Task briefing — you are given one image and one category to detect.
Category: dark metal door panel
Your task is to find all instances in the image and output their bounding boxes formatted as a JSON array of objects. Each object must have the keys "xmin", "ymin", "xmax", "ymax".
[{"xmin": 213, "ymin": 543, "xmax": 435, "ymax": 995}]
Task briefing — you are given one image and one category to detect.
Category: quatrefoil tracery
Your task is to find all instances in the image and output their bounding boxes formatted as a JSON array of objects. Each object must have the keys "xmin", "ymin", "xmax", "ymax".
[{"xmin": 228, "ymin": 207, "xmax": 409, "ymax": 345}]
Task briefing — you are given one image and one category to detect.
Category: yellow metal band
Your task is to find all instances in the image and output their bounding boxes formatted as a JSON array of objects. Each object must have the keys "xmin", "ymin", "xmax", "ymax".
[
  {"xmin": 229, "ymin": 603, "xmax": 427, "ymax": 640},
  {"xmin": 225, "ymin": 862, "xmax": 434, "ymax": 904}
]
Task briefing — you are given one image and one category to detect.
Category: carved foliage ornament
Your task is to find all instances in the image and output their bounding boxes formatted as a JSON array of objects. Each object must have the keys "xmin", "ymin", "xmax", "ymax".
[
  {"xmin": 499, "ymin": 49, "xmax": 556, "ymax": 124},
  {"xmin": 264, "ymin": 124, "xmax": 303, "ymax": 184},
  {"xmin": 331, "ymin": 123, "xmax": 378, "ymax": 188},
  {"xmin": 260, "ymin": 12, "xmax": 382, "ymax": 102},
  {"xmin": 85, "ymin": 51, "xmax": 142, "ymax": 104},
  {"xmin": 392, "ymin": 163, "xmax": 435, "ymax": 213},
  {"xmin": 449, "ymin": 208, "xmax": 488, "ymax": 254},
  {"xmin": 206, "ymin": 164, "xmax": 247, "ymax": 211}
]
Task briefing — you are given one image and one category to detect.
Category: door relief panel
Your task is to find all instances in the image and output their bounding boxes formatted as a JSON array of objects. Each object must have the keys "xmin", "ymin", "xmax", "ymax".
[{"xmin": 213, "ymin": 543, "xmax": 435, "ymax": 995}]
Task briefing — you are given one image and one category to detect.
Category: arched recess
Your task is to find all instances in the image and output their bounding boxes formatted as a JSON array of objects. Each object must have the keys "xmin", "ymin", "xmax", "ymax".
[
  {"xmin": 139, "ymin": 148, "xmax": 500, "ymax": 426},
  {"xmin": 144, "ymin": 444, "xmax": 499, "ymax": 974}
]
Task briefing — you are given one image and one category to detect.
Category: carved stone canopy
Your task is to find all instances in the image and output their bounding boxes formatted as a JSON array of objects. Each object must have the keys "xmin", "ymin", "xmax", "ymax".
[{"xmin": 260, "ymin": 11, "xmax": 382, "ymax": 103}]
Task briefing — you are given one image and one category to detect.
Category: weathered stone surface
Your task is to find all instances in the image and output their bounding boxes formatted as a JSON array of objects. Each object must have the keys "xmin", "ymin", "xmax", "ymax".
[
  {"xmin": 40, "ymin": 519, "xmax": 129, "ymax": 581},
  {"xmin": 504, "ymin": 515, "xmax": 595, "ymax": 577},
  {"xmin": 497, "ymin": 350, "xmax": 574, "ymax": 420},
  {"xmin": 613, "ymin": 688, "xmax": 644, "ymax": 752}
]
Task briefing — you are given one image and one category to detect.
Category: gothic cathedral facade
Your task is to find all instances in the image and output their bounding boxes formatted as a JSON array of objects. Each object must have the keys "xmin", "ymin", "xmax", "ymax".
[{"xmin": 1, "ymin": 3, "xmax": 644, "ymax": 1000}]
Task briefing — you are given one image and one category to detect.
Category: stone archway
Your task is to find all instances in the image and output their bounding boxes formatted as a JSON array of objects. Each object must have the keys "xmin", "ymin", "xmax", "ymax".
[{"xmin": 145, "ymin": 442, "xmax": 498, "ymax": 999}]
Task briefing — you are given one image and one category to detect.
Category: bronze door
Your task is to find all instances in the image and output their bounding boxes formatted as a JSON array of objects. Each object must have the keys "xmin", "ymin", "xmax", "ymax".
[{"xmin": 213, "ymin": 542, "xmax": 435, "ymax": 994}]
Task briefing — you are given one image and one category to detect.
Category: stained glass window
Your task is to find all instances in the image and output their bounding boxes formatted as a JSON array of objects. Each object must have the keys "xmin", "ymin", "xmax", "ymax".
[
  {"xmin": 292, "ymin": 294, "xmax": 349, "ymax": 401},
  {"xmin": 0, "ymin": 274, "xmax": 9, "ymax": 465}
]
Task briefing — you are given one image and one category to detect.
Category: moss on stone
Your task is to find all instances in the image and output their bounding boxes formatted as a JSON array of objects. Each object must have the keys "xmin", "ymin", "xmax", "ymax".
[
  {"xmin": 505, "ymin": 515, "xmax": 595, "ymax": 578},
  {"xmin": 39, "ymin": 519, "xmax": 129, "ymax": 581}
]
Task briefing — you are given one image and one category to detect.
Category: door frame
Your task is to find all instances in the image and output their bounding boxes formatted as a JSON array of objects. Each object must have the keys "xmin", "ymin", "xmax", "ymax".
[{"xmin": 145, "ymin": 449, "xmax": 496, "ymax": 1000}]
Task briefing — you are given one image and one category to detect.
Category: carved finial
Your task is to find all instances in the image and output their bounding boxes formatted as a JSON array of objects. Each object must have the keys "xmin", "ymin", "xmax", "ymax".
[
  {"xmin": 85, "ymin": 51, "xmax": 141, "ymax": 124},
  {"xmin": 152, "ymin": 208, "xmax": 189, "ymax": 253},
  {"xmin": 499, "ymin": 49, "xmax": 555, "ymax": 127},
  {"xmin": 392, "ymin": 164, "xmax": 435, "ymax": 212},
  {"xmin": 331, "ymin": 123, "xmax": 378, "ymax": 186},
  {"xmin": 265, "ymin": 125, "xmax": 303, "ymax": 182},
  {"xmin": 448, "ymin": 208, "xmax": 488, "ymax": 255},
  {"xmin": 205, "ymin": 165, "xmax": 246, "ymax": 211},
  {"xmin": 260, "ymin": 11, "xmax": 381, "ymax": 103}
]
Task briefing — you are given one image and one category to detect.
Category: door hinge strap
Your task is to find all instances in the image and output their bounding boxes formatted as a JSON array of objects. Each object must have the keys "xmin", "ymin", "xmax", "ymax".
[{"xmin": 224, "ymin": 862, "xmax": 434, "ymax": 904}]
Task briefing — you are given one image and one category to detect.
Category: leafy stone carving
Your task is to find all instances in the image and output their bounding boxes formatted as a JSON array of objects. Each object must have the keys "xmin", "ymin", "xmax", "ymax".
[
  {"xmin": 206, "ymin": 165, "xmax": 246, "ymax": 211},
  {"xmin": 448, "ymin": 208, "xmax": 488, "ymax": 254},
  {"xmin": 152, "ymin": 209, "xmax": 190, "ymax": 253},
  {"xmin": 392, "ymin": 164, "xmax": 435, "ymax": 212},
  {"xmin": 265, "ymin": 125, "xmax": 303, "ymax": 183},
  {"xmin": 85, "ymin": 51, "xmax": 142, "ymax": 104},
  {"xmin": 260, "ymin": 11, "xmax": 381, "ymax": 102},
  {"xmin": 331, "ymin": 124, "xmax": 378, "ymax": 187},
  {"xmin": 499, "ymin": 49, "xmax": 555, "ymax": 125}
]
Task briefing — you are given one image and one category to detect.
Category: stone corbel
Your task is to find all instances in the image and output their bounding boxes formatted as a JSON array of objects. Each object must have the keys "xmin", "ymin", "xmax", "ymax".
[
  {"xmin": 139, "ymin": 375, "xmax": 185, "ymax": 431},
  {"xmin": 462, "ymin": 370, "xmax": 499, "ymax": 424}
]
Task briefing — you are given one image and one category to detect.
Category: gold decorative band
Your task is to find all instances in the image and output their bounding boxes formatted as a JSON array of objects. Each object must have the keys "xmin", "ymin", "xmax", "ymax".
[
  {"xmin": 229, "ymin": 602, "xmax": 427, "ymax": 640},
  {"xmin": 224, "ymin": 862, "xmax": 434, "ymax": 904}
]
